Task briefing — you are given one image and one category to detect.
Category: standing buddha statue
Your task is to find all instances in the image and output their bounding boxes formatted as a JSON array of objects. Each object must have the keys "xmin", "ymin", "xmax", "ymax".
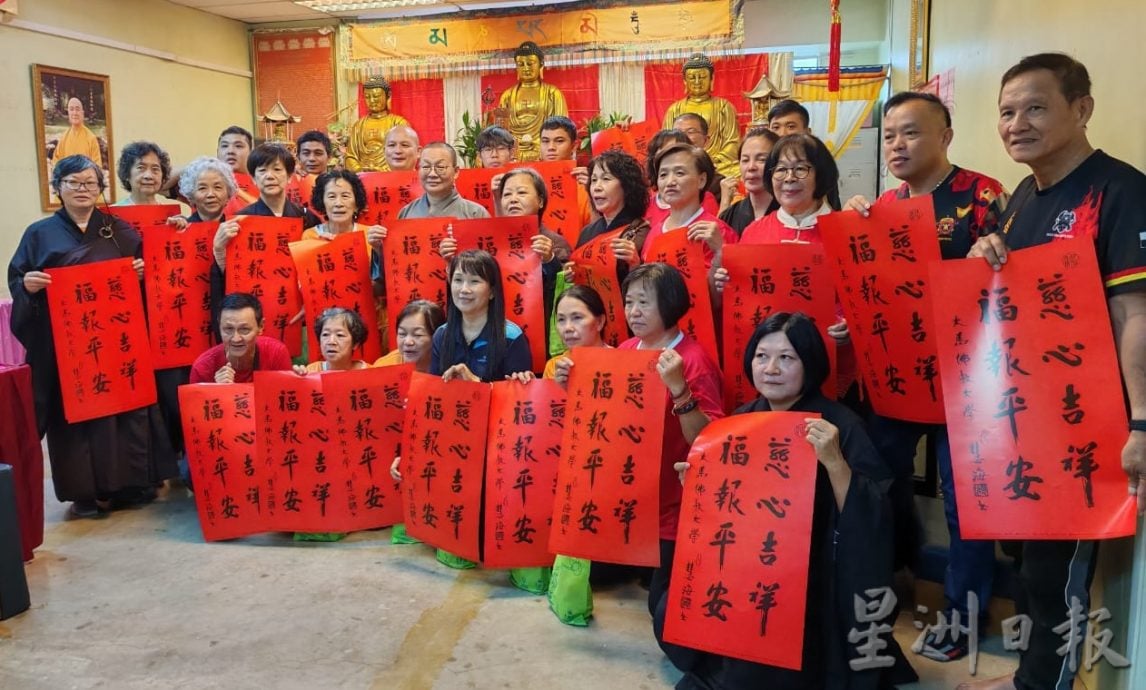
[
  {"xmin": 345, "ymin": 76, "xmax": 409, "ymax": 172},
  {"xmin": 661, "ymin": 53, "xmax": 741, "ymax": 178},
  {"xmin": 498, "ymin": 41, "xmax": 568, "ymax": 162}
]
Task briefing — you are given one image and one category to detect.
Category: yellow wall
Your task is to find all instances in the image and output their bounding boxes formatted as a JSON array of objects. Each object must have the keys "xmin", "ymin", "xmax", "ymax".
[
  {"xmin": 928, "ymin": 0, "xmax": 1146, "ymax": 191},
  {"xmin": 0, "ymin": 0, "xmax": 253, "ymax": 296}
]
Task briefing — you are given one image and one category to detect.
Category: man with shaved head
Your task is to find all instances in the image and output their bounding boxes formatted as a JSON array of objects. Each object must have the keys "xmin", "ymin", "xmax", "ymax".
[
  {"xmin": 51, "ymin": 97, "xmax": 103, "ymax": 167},
  {"xmin": 383, "ymin": 125, "xmax": 421, "ymax": 172}
]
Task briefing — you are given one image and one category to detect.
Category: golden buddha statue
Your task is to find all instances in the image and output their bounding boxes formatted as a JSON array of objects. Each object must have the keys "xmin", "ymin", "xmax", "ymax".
[
  {"xmin": 498, "ymin": 41, "xmax": 568, "ymax": 162},
  {"xmin": 662, "ymin": 53, "xmax": 741, "ymax": 178},
  {"xmin": 345, "ymin": 76, "xmax": 410, "ymax": 172}
]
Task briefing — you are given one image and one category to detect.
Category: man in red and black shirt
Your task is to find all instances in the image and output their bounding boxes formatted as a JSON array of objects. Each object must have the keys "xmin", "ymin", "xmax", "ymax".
[
  {"xmin": 961, "ymin": 53, "xmax": 1146, "ymax": 690},
  {"xmin": 846, "ymin": 92, "xmax": 1008, "ymax": 661}
]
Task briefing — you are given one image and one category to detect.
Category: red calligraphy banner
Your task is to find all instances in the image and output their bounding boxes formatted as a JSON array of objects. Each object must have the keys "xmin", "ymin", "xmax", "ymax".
[
  {"xmin": 818, "ymin": 196, "xmax": 945, "ymax": 423},
  {"xmin": 45, "ymin": 258, "xmax": 157, "ymax": 423},
  {"xmin": 644, "ymin": 229, "xmax": 719, "ymax": 366},
  {"xmin": 225, "ymin": 216, "xmax": 304, "ymax": 356},
  {"xmin": 663, "ymin": 412, "xmax": 820, "ymax": 670},
  {"xmin": 290, "ymin": 232, "xmax": 383, "ymax": 362},
  {"xmin": 930, "ymin": 238, "xmax": 1135, "ymax": 539},
  {"xmin": 589, "ymin": 119, "xmax": 660, "ymax": 168},
  {"xmin": 179, "ymin": 383, "xmax": 266, "ymax": 541},
  {"xmin": 323, "ymin": 365, "xmax": 414, "ymax": 531},
  {"xmin": 285, "ymin": 174, "xmax": 317, "ymax": 215},
  {"xmin": 549, "ymin": 347, "xmax": 667, "ymax": 566},
  {"xmin": 256, "ymin": 371, "xmax": 351, "ymax": 532},
  {"xmin": 720, "ymin": 244, "xmax": 837, "ymax": 412},
  {"xmin": 452, "ymin": 216, "xmax": 546, "ymax": 371},
  {"xmin": 381, "ymin": 218, "xmax": 450, "ymax": 349},
  {"xmin": 107, "ymin": 204, "xmax": 181, "ymax": 233},
  {"xmin": 455, "ymin": 161, "xmax": 581, "ymax": 244},
  {"xmin": 223, "ymin": 172, "xmax": 260, "ymax": 218},
  {"xmin": 483, "ymin": 379, "xmax": 566, "ymax": 568},
  {"xmin": 141, "ymin": 222, "xmax": 216, "ymax": 369},
  {"xmin": 455, "ymin": 167, "xmax": 500, "ymax": 215},
  {"xmin": 571, "ymin": 228, "xmax": 628, "ymax": 347},
  {"xmin": 401, "ymin": 373, "xmax": 491, "ymax": 562},
  {"xmin": 358, "ymin": 171, "xmax": 423, "ymax": 227}
]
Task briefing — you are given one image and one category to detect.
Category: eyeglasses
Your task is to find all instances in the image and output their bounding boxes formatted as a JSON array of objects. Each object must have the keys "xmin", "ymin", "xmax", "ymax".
[
  {"xmin": 418, "ymin": 163, "xmax": 452, "ymax": 174},
  {"xmin": 61, "ymin": 179, "xmax": 101, "ymax": 191},
  {"xmin": 479, "ymin": 145, "xmax": 512, "ymax": 155},
  {"xmin": 771, "ymin": 164, "xmax": 813, "ymax": 180}
]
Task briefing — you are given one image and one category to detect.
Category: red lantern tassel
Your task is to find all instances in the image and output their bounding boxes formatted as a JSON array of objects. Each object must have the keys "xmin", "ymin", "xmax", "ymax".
[{"xmin": 828, "ymin": 0, "xmax": 842, "ymax": 92}]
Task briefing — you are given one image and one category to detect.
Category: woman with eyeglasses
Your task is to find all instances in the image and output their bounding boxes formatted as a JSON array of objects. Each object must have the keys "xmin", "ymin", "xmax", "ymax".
[
  {"xmin": 739, "ymin": 133, "xmax": 841, "ymax": 244},
  {"xmin": 8, "ymin": 155, "xmax": 178, "ymax": 518}
]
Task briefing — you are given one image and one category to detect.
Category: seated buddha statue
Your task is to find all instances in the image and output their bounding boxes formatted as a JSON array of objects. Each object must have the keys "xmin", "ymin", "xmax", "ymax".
[
  {"xmin": 345, "ymin": 76, "xmax": 409, "ymax": 172},
  {"xmin": 661, "ymin": 53, "xmax": 741, "ymax": 178},
  {"xmin": 498, "ymin": 41, "xmax": 568, "ymax": 162}
]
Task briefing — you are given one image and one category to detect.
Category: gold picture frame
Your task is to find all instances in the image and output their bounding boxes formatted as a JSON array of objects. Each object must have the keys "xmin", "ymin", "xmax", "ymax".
[
  {"xmin": 31, "ymin": 64, "xmax": 115, "ymax": 211},
  {"xmin": 908, "ymin": 0, "xmax": 931, "ymax": 89}
]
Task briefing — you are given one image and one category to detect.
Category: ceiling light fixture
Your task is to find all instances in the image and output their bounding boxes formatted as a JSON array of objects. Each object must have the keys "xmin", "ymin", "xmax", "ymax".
[{"xmin": 294, "ymin": 0, "xmax": 446, "ymax": 12}]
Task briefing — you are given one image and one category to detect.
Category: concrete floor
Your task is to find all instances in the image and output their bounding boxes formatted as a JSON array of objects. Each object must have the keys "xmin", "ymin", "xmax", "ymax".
[{"xmin": 0, "ymin": 478, "xmax": 1027, "ymax": 690}]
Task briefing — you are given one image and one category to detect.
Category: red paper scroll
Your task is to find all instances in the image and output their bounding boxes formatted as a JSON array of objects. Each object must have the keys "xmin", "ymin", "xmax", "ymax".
[
  {"xmin": 455, "ymin": 161, "xmax": 581, "ymax": 243},
  {"xmin": 930, "ymin": 238, "xmax": 1136, "ymax": 539},
  {"xmin": 483, "ymin": 379, "xmax": 566, "ymax": 568},
  {"xmin": 290, "ymin": 232, "xmax": 382, "ymax": 363},
  {"xmin": 323, "ymin": 365, "xmax": 414, "ymax": 530},
  {"xmin": 179, "ymin": 383, "xmax": 266, "ymax": 541},
  {"xmin": 644, "ymin": 229, "xmax": 719, "ymax": 366},
  {"xmin": 107, "ymin": 204, "xmax": 181, "ymax": 233},
  {"xmin": 382, "ymin": 218, "xmax": 450, "ymax": 349},
  {"xmin": 452, "ymin": 217, "xmax": 546, "ymax": 371},
  {"xmin": 285, "ymin": 174, "xmax": 316, "ymax": 214},
  {"xmin": 358, "ymin": 171, "xmax": 422, "ymax": 227},
  {"xmin": 570, "ymin": 228, "xmax": 627, "ymax": 347},
  {"xmin": 455, "ymin": 167, "xmax": 500, "ymax": 215},
  {"xmin": 401, "ymin": 373, "xmax": 491, "ymax": 562},
  {"xmin": 141, "ymin": 222, "xmax": 216, "ymax": 369},
  {"xmin": 720, "ymin": 244, "xmax": 837, "ymax": 411},
  {"xmin": 225, "ymin": 216, "xmax": 304, "ymax": 356},
  {"xmin": 257, "ymin": 371, "xmax": 348, "ymax": 531},
  {"xmin": 549, "ymin": 347, "xmax": 667, "ymax": 566},
  {"xmin": 45, "ymin": 258, "xmax": 157, "ymax": 423},
  {"xmin": 818, "ymin": 196, "xmax": 945, "ymax": 423},
  {"xmin": 663, "ymin": 412, "xmax": 820, "ymax": 670},
  {"xmin": 589, "ymin": 120, "xmax": 659, "ymax": 167},
  {"xmin": 223, "ymin": 172, "xmax": 260, "ymax": 218}
]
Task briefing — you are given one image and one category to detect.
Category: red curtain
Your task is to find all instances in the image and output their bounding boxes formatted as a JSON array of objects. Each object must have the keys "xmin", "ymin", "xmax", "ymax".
[
  {"xmin": 358, "ymin": 78, "xmax": 446, "ymax": 143},
  {"xmin": 643, "ymin": 55, "xmax": 768, "ymax": 131},
  {"xmin": 480, "ymin": 65, "xmax": 601, "ymax": 131}
]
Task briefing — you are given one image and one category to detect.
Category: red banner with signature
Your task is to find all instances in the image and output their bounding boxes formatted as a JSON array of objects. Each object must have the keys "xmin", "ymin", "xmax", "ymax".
[
  {"xmin": 290, "ymin": 232, "xmax": 382, "ymax": 363},
  {"xmin": 930, "ymin": 238, "xmax": 1135, "ymax": 539},
  {"xmin": 46, "ymin": 258, "xmax": 157, "ymax": 423},
  {"xmin": 644, "ymin": 229, "xmax": 719, "ymax": 366},
  {"xmin": 225, "ymin": 216, "xmax": 304, "ymax": 356},
  {"xmin": 819, "ymin": 196, "xmax": 945, "ymax": 423},
  {"xmin": 549, "ymin": 347, "xmax": 666, "ymax": 566},
  {"xmin": 141, "ymin": 221, "xmax": 216, "ymax": 369},
  {"xmin": 664, "ymin": 412, "xmax": 820, "ymax": 670}
]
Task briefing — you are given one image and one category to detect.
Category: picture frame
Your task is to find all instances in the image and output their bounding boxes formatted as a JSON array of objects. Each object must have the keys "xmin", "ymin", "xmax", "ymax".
[
  {"xmin": 908, "ymin": 0, "xmax": 931, "ymax": 89},
  {"xmin": 31, "ymin": 64, "xmax": 115, "ymax": 211}
]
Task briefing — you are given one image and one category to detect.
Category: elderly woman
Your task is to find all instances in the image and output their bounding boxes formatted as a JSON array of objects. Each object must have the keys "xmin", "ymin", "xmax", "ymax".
[
  {"xmin": 8, "ymin": 155, "xmax": 177, "ymax": 518},
  {"xmin": 739, "ymin": 133, "xmax": 841, "ymax": 244},
  {"xmin": 114, "ymin": 141, "xmax": 188, "ymax": 213},
  {"xmin": 658, "ymin": 312, "xmax": 908, "ymax": 690},
  {"xmin": 717, "ymin": 127, "xmax": 779, "ymax": 234},
  {"xmin": 645, "ymin": 129, "xmax": 720, "ymax": 228},
  {"xmin": 374, "ymin": 299, "xmax": 445, "ymax": 373},
  {"xmin": 293, "ymin": 307, "xmax": 370, "ymax": 373},
  {"xmin": 179, "ymin": 156, "xmax": 238, "ymax": 224}
]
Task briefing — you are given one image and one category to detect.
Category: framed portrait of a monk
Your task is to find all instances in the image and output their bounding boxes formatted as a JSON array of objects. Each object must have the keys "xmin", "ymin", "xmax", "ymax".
[{"xmin": 31, "ymin": 65, "xmax": 115, "ymax": 211}]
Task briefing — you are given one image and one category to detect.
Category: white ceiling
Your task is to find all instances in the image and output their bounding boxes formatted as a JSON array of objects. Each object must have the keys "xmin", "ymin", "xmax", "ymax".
[{"xmin": 166, "ymin": 0, "xmax": 583, "ymax": 25}]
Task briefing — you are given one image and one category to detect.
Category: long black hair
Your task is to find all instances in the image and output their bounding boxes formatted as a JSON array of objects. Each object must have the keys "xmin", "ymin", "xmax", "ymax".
[{"xmin": 438, "ymin": 250, "xmax": 511, "ymax": 381}]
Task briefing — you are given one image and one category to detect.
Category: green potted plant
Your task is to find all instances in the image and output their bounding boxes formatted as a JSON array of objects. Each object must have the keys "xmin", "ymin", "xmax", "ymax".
[{"xmin": 454, "ymin": 111, "xmax": 483, "ymax": 168}]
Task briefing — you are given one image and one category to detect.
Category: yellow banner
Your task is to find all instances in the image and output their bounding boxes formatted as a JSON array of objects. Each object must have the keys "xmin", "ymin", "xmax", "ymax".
[
  {"xmin": 0, "ymin": 0, "xmax": 18, "ymax": 16},
  {"xmin": 349, "ymin": 1, "xmax": 733, "ymax": 61}
]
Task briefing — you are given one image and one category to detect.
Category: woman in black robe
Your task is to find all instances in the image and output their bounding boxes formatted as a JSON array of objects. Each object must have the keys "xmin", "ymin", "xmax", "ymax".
[
  {"xmin": 655, "ymin": 312, "xmax": 915, "ymax": 689},
  {"xmin": 8, "ymin": 155, "xmax": 177, "ymax": 518}
]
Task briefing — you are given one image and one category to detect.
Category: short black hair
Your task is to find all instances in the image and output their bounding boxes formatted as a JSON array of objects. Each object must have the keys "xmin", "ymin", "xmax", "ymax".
[
  {"xmin": 314, "ymin": 307, "xmax": 368, "ymax": 348},
  {"xmin": 621, "ymin": 263, "xmax": 690, "ymax": 330},
  {"xmin": 247, "ymin": 143, "xmax": 296, "ymax": 176},
  {"xmin": 296, "ymin": 130, "xmax": 333, "ymax": 156},
  {"xmin": 587, "ymin": 150, "xmax": 649, "ymax": 219},
  {"xmin": 646, "ymin": 129, "xmax": 692, "ymax": 185},
  {"xmin": 540, "ymin": 116, "xmax": 577, "ymax": 141},
  {"xmin": 738, "ymin": 126, "xmax": 779, "ymax": 157},
  {"xmin": 764, "ymin": 134, "xmax": 839, "ymax": 207},
  {"xmin": 117, "ymin": 141, "xmax": 171, "ymax": 192},
  {"xmin": 1000, "ymin": 52, "xmax": 1091, "ymax": 103},
  {"xmin": 312, "ymin": 170, "xmax": 368, "ymax": 219},
  {"xmin": 652, "ymin": 143, "xmax": 715, "ymax": 204},
  {"xmin": 883, "ymin": 91, "xmax": 952, "ymax": 128},
  {"xmin": 218, "ymin": 125, "xmax": 253, "ymax": 147},
  {"xmin": 219, "ymin": 292, "xmax": 264, "ymax": 325},
  {"xmin": 498, "ymin": 168, "xmax": 548, "ymax": 220},
  {"xmin": 673, "ymin": 112, "xmax": 710, "ymax": 136},
  {"xmin": 51, "ymin": 155, "xmax": 105, "ymax": 193},
  {"xmin": 476, "ymin": 126, "xmax": 516, "ymax": 152},
  {"xmin": 743, "ymin": 311, "xmax": 829, "ymax": 398},
  {"xmin": 767, "ymin": 99, "xmax": 810, "ymax": 128}
]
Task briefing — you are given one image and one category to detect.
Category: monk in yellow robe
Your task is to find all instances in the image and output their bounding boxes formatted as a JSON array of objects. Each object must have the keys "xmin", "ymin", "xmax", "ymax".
[
  {"xmin": 346, "ymin": 76, "xmax": 409, "ymax": 172},
  {"xmin": 498, "ymin": 41, "xmax": 568, "ymax": 162},
  {"xmin": 51, "ymin": 98, "xmax": 103, "ymax": 168},
  {"xmin": 661, "ymin": 53, "xmax": 741, "ymax": 177}
]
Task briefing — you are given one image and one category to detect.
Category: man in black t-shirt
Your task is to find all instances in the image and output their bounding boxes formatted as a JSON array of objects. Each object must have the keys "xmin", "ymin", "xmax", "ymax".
[{"xmin": 961, "ymin": 53, "xmax": 1146, "ymax": 690}]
